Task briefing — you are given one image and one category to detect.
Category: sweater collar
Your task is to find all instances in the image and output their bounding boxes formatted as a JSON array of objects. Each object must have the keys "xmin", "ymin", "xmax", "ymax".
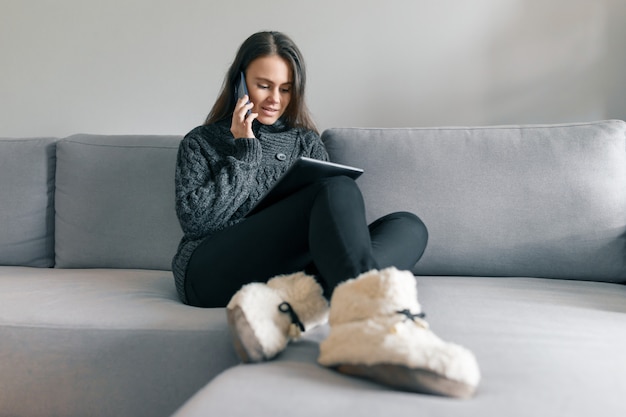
[
  {"xmin": 216, "ymin": 116, "xmax": 291, "ymax": 137},
  {"xmin": 254, "ymin": 117, "xmax": 289, "ymax": 135}
]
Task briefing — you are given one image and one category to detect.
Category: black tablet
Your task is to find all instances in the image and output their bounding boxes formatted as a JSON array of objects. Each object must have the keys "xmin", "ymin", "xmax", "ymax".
[{"xmin": 246, "ymin": 157, "xmax": 364, "ymax": 217}]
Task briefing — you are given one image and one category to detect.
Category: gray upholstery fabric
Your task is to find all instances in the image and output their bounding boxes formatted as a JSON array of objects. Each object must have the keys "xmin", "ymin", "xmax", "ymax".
[
  {"xmin": 3, "ymin": 122, "xmax": 625, "ymax": 417},
  {"xmin": 0, "ymin": 137, "xmax": 56, "ymax": 267},
  {"xmin": 55, "ymin": 134, "xmax": 183, "ymax": 270},
  {"xmin": 0, "ymin": 267, "xmax": 239, "ymax": 417},
  {"xmin": 172, "ymin": 276, "xmax": 626, "ymax": 417},
  {"xmin": 323, "ymin": 120, "xmax": 626, "ymax": 283}
]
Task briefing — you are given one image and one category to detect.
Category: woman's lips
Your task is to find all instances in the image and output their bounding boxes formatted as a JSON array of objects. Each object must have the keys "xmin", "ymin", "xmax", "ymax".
[{"xmin": 261, "ymin": 106, "xmax": 279, "ymax": 116}]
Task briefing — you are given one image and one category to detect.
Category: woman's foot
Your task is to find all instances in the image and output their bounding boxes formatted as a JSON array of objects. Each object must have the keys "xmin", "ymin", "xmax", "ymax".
[
  {"xmin": 318, "ymin": 267, "xmax": 480, "ymax": 398},
  {"xmin": 226, "ymin": 272, "xmax": 328, "ymax": 363}
]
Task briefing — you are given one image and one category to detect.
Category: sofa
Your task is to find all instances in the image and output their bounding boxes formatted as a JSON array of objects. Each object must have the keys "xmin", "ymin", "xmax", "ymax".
[{"xmin": 1, "ymin": 120, "xmax": 625, "ymax": 417}]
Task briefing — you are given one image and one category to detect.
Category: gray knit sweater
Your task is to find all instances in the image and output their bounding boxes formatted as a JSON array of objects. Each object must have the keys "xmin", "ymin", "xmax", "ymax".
[{"xmin": 171, "ymin": 118, "xmax": 329, "ymax": 304}]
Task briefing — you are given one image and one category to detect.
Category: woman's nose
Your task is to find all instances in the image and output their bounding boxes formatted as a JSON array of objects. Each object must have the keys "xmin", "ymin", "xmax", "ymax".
[{"xmin": 268, "ymin": 88, "xmax": 280, "ymax": 103}]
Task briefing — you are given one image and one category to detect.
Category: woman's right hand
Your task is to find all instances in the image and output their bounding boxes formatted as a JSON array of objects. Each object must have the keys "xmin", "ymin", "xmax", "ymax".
[{"xmin": 230, "ymin": 95, "xmax": 258, "ymax": 139}]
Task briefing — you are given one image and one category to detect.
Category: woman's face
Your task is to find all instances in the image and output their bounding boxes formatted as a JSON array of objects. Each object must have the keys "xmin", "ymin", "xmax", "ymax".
[{"xmin": 245, "ymin": 55, "xmax": 293, "ymax": 125}]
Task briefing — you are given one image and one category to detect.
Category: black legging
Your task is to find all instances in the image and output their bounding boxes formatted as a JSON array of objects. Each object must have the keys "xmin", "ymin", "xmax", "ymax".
[{"xmin": 185, "ymin": 176, "xmax": 428, "ymax": 307}]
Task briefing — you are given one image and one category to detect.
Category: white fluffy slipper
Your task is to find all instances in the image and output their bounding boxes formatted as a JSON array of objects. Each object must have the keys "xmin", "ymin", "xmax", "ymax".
[
  {"xmin": 226, "ymin": 272, "xmax": 328, "ymax": 363},
  {"xmin": 318, "ymin": 267, "xmax": 481, "ymax": 399}
]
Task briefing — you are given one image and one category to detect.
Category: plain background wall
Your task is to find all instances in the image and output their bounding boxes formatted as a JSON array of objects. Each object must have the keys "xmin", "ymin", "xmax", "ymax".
[{"xmin": 1, "ymin": 0, "xmax": 625, "ymax": 138}]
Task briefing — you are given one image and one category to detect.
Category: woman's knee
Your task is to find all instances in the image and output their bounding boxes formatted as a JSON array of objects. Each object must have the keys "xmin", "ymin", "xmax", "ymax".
[
  {"xmin": 313, "ymin": 175, "xmax": 364, "ymax": 209},
  {"xmin": 319, "ymin": 175, "xmax": 360, "ymax": 194},
  {"xmin": 377, "ymin": 211, "xmax": 429, "ymax": 247},
  {"xmin": 398, "ymin": 211, "xmax": 428, "ymax": 240}
]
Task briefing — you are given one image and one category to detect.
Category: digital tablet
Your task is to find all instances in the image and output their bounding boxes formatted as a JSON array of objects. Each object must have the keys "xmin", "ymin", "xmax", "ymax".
[{"xmin": 246, "ymin": 157, "xmax": 364, "ymax": 217}]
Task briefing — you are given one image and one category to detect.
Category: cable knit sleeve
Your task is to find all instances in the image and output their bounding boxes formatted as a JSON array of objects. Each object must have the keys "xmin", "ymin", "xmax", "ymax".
[
  {"xmin": 175, "ymin": 125, "xmax": 262, "ymax": 239},
  {"xmin": 301, "ymin": 129, "xmax": 330, "ymax": 162}
]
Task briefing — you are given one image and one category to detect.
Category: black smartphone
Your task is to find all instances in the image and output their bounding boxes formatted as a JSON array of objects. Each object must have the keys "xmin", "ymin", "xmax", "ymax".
[{"xmin": 236, "ymin": 71, "xmax": 251, "ymax": 115}]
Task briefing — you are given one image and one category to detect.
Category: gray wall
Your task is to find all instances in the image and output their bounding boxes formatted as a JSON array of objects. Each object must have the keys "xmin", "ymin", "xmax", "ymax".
[{"xmin": 1, "ymin": 0, "xmax": 624, "ymax": 137}]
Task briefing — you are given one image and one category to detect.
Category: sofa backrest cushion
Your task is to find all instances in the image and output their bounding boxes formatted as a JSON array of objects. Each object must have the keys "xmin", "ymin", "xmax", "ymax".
[
  {"xmin": 322, "ymin": 120, "xmax": 626, "ymax": 283},
  {"xmin": 0, "ymin": 137, "xmax": 56, "ymax": 267},
  {"xmin": 55, "ymin": 134, "xmax": 183, "ymax": 270}
]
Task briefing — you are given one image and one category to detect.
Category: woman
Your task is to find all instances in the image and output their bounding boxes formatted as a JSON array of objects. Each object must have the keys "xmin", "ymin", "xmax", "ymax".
[{"xmin": 173, "ymin": 31, "xmax": 479, "ymax": 398}]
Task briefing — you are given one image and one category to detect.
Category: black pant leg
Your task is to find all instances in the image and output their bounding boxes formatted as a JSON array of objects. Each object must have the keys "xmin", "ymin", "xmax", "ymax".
[
  {"xmin": 184, "ymin": 176, "xmax": 427, "ymax": 307},
  {"xmin": 185, "ymin": 176, "xmax": 375, "ymax": 307},
  {"xmin": 369, "ymin": 211, "xmax": 428, "ymax": 271}
]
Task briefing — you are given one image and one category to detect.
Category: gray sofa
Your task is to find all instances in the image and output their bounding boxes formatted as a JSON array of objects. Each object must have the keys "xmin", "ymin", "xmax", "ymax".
[{"xmin": 1, "ymin": 120, "xmax": 625, "ymax": 417}]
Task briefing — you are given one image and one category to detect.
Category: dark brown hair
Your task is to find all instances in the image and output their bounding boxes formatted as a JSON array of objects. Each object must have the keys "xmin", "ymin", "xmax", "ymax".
[{"xmin": 204, "ymin": 31, "xmax": 317, "ymax": 133}]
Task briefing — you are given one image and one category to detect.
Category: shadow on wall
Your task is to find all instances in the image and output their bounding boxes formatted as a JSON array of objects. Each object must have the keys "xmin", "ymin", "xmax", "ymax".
[{"xmin": 485, "ymin": 0, "xmax": 624, "ymax": 125}]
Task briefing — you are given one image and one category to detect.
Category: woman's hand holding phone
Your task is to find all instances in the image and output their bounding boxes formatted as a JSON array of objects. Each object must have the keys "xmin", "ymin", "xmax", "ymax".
[
  {"xmin": 231, "ymin": 72, "xmax": 258, "ymax": 139},
  {"xmin": 231, "ymin": 95, "xmax": 257, "ymax": 139}
]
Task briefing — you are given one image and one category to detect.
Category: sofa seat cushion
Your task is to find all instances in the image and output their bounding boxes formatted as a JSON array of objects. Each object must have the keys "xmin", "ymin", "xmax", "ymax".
[
  {"xmin": 0, "ymin": 267, "xmax": 238, "ymax": 417},
  {"xmin": 172, "ymin": 276, "xmax": 626, "ymax": 417},
  {"xmin": 323, "ymin": 120, "xmax": 626, "ymax": 283}
]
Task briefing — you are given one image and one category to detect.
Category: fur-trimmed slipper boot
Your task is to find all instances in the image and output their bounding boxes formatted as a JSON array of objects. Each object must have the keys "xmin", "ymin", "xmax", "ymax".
[
  {"xmin": 318, "ymin": 267, "xmax": 481, "ymax": 399},
  {"xmin": 226, "ymin": 272, "xmax": 328, "ymax": 363}
]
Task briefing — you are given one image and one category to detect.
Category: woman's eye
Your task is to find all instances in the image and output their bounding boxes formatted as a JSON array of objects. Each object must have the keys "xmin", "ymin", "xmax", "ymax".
[
  {"xmin": 258, "ymin": 84, "xmax": 269, "ymax": 89},
  {"xmin": 281, "ymin": 88, "xmax": 291, "ymax": 94}
]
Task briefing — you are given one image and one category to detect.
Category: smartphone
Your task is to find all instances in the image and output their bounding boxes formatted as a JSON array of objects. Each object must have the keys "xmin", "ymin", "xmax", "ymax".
[{"xmin": 236, "ymin": 71, "xmax": 251, "ymax": 116}]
